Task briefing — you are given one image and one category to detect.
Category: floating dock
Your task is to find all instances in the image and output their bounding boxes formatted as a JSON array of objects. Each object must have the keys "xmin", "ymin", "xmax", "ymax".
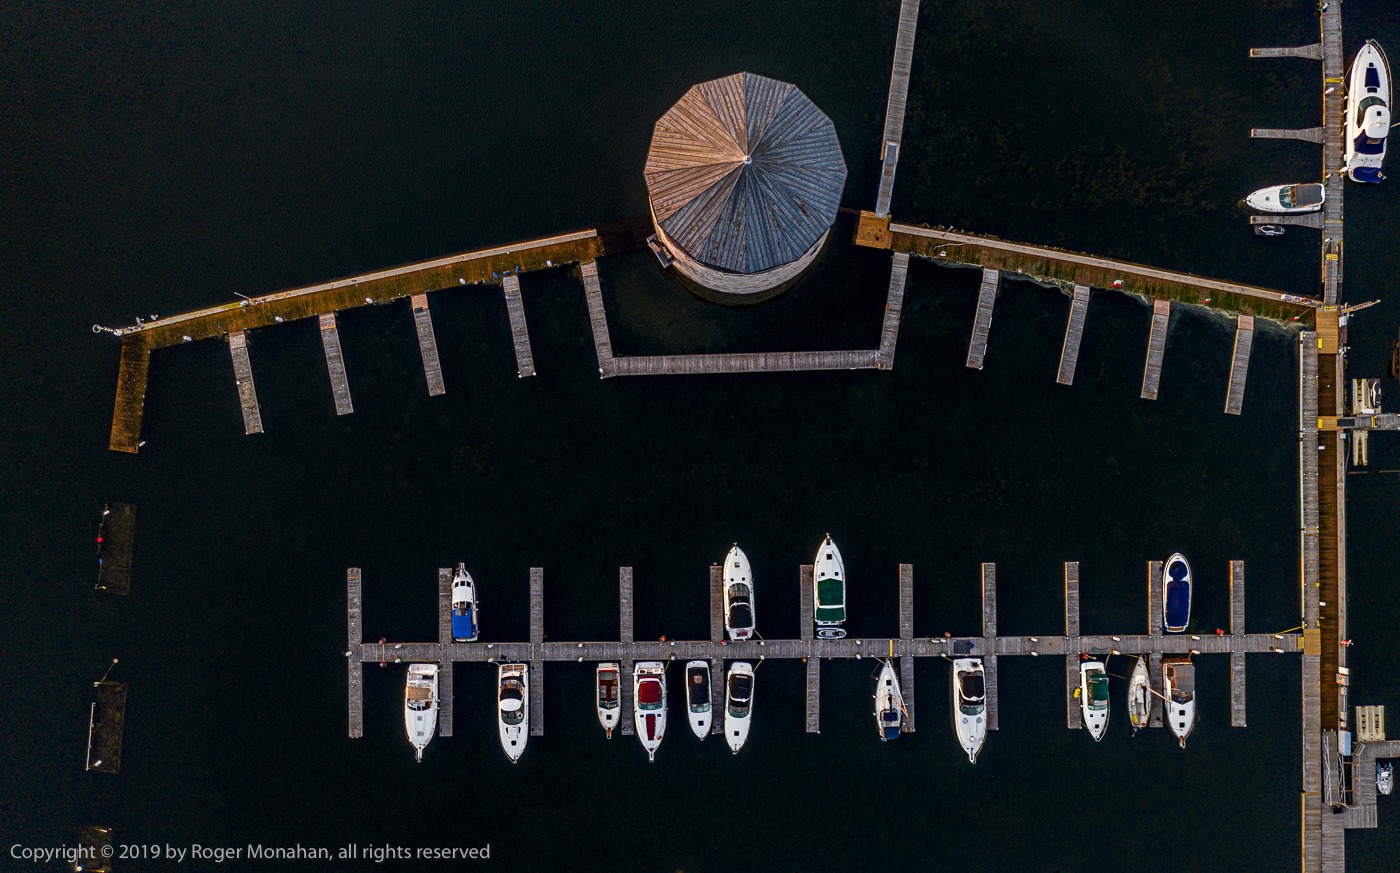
[
  {"xmin": 75, "ymin": 826, "xmax": 115, "ymax": 873},
  {"xmin": 874, "ymin": 0, "xmax": 920, "ymax": 217},
  {"xmin": 318, "ymin": 313, "xmax": 353, "ymax": 415},
  {"xmin": 1140, "ymin": 299, "xmax": 1171, "ymax": 401},
  {"xmin": 227, "ymin": 330, "xmax": 263, "ymax": 434},
  {"xmin": 96, "ymin": 502, "xmax": 135, "ymax": 595},
  {"xmin": 1057, "ymin": 284, "xmax": 1090, "ymax": 386},
  {"xmin": 501, "ymin": 274, "xmax": 536, "ymax": 378},
  {"xmin": 878, "ymin": 253, "xmax": 909, "ymax": 369},
  {"xmin": 1224, "ymin": 314, "xmax": 1255, "ymax": 415},
  {"xmin": 966, "ymin": 268, "xmax": 999, "ymax": 370},
  {"xmin": 86, "ymin": 680, "xmax": 127, "ymax": 774},
  {"xmin": 410, "ymin": 293, "xmax": 445, "ymax": 396},
  {"xmin": 579, "ymin": 260, "xmax": 617, "ymax": 377}
]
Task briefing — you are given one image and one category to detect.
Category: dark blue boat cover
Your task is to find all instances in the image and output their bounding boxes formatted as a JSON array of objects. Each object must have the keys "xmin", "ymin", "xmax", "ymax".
[
  {"xmin": 452, "ymin": 610, "xmax": 476, "ymax": 640},
  {"xmin": 1352, "ymin": 166, "xmax": 1386, "ymax": 183},
  {"xmin": 1165, "ymin": 580, "xmax": 1190, "ymax": 629}
]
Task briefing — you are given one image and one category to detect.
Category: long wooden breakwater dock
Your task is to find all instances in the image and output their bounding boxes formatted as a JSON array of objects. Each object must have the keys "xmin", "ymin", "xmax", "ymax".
[{"xmin": 345, "ymin": 561, "xmax": 1299, "ymax": 746}]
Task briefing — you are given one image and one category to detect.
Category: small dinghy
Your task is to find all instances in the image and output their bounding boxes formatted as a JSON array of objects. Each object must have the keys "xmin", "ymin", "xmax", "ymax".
[
  {"xmin": 1244, "ymin": 183, "xmax": 1325, "ymax": 214},
  {"xmin": 873, "ymin": 660, "xmax": 905, "ymax": 741},
  {"xmin": 1128, "ymin": 656, "xmax": 1151, "ymax": 735},
  {"xmin": 686, "ymin": 660, "xmax": 712, "ymax": 740},
  {"xmin": 596, "ymin": 662, "xmax": 620, "ymax": 739},
  {"xmin": 1254, "ymin": 224, "xmax": 1286, "ymax": 237},
  {"xmin": 404, "ymin": 663, "xmax": 439, "ymax": 763},
  {"xmin": 1080, "ymin": 659, "xmax": 1110, "ymax": 742},
  {"xmin": 724, "ymin": 662, "xmax": 755, "ymax": 754}
]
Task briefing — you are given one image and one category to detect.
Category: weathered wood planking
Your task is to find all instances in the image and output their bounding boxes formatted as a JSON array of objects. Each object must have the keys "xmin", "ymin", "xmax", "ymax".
[
  {"xmin": 1064, "ymin": 562, "xmax": 1081, "ymax": 637},
  {"xmin": 620, "ymin": 658, "xmax": 635, "ymax": 736},
  {"xmin": 347, "ymin": 568, "xmax": 364, "ymax": 739},
  {"xmin": 96, "ymin": 502, "xmax": 136, "ymax": 594},
  {"xmin": 579, "ymin": 260, "xmax": 617, "ymax": 377},
  {"xmin": 1057, "ymin": 285, "xmax": 1090, "ymax": 385},
  {"xmin": 612, "ymin": 349, "xmax": 881, "ymax": 376},
  {"xmin": 1300, "ymin": 333, "xmax": 1320, "ymax": 629},
  {"xmin": 1148, "ymin": 561, "xmax": 1164, "ymax": 637},
  {"xmin": 878, "ymin": 252, "xmax": 909, "ymax": 369},
  {"xmin": 1149, "ymin": 651, "xmax": 1165, "ymax": 729},
  {"xmin": 410, "ymin": 294, "xmax": 445, "ymax": 396},
  {"xmin": 1225, "ymin": 314, "xmax": 1255, "ymax": 415},
  {"xmin": 227, "ymin": 330, "xmax": 264, "ymax": 434},
  {"xmin": 530, "ymin": 568, "xmax": 544, "ymax": 736},
  {"xmin": 806, "ymin": 653, "xmax": 821, "ymax": 733},
  {"xmin": 1140, "ymin": 299, "xmax": 1171, "ymax": 400},
  {"xmin": 318, "ymin": 313, "xmax": 353, "ymax": 415},
  {"xmin": 438, "ymin": 660, "xmax": 453, "ymax": 739},
  {"xmin": 900, "ymin": 655, "xmax": 916, "ymax": 733},
  {"xmin": 1249, "ymin": 43, "xmax": 1323, "ymax": 60},
  {"xmin": 966, "ymin": 268, "xmax": 999, "ymax": 370},
  {"xmin": 109, "ymin": 335, "xmax": 152, "ymax": 453},
  {"xmin": 800, "ymin": 564, "xmax": 815, "ymax": 643},
  {"xmin": 981, "ymin": 563, "xmax": 997, "ymax": 638},
  {"xmin": 874, "ymin": 0, "xmax": 920, "ymax": 216},
  {"xmin": 1066, "ymin": 650, "xmax": 1083, "ymax": 730},
  {"xmin": 1320, "ymin": 0, "xmax": 1345, "ymax": 310},
  {"xmin": 1250, "ymin": 127, "xmax": 1325, "ymax": 143},
  {"xmin": 619, "ymin": 567, "xmax": 634, "ymax": 645},
  {"xmin": 710, "ymin": 564, "xmax": 724, "ymax": 644},
  {"xmin": 899, "ymin": 564, "xmax": 914, "ymax": 640},
  {"xmin": 501, "ymin": 274, "xmax": 536, "ymax": 378},
  {"xmin": 984, "ymin": 654, "xmax": 1000, "ymax": 731}
]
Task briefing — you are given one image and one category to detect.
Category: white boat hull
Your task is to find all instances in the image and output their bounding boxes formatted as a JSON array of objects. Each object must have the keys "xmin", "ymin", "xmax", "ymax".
[
  {"xmin": 596, "ymin": 663, "xmax": 620, "ymax": 739},
  {"xmin": 686, "ymin": 660, "xmax": 712, "ymax": 740},
  {"xmin": 1346, "ymin": 41, "xmax": 1391, "ymax": 182},
  {"xmin": 497, "ymin": 663, "xmax": 529, "ymax": 763},
  {"xmin": 874, "ymin": 661, "xmax": 904, "ymax": 740},
  {"xmin": 952, "ymin": 658, "xmax": 987, "ymax": 763},
  {"xmin": 634, "ymin": 661, "xmax": 667, "ymax": 761},
  {"xmin": 723, "ymin": 545, "xmax": 756, "ymax": 641},
  {"xmin": 1128, "ymin": 657, "xmax": 1151, "ymax": 733},
  {"xmin": 404, "ymin": 663, "xmax": 439, "ymax": 763},
  {"xmin": 1164, "ymin": 659, "xmax": 1197, "ymax": 748},
  {"xmin": 812, "ymin": 534, "xmax": 847, "ymax": 639},
  {"xmin": 724, "ymin": 662, "xmax": 754, "ymax": 754},
  {"xmin": 1168, "ymin": 699, "xmax": 1196, "ymax": 747},
  {"xmin": 1080, "ymin": 661, "xmax": 1110, "ymax": 742},
  {"xmin": 1244, "ymin": 183, "xmax": 1324, "ymax": 214}
]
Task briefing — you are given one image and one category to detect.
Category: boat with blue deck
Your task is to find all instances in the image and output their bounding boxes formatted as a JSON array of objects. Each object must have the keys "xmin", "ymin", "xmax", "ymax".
[
  {"xmin": 1163, "ymin": 553, "xmax": 1192, "ymax": 633},
  {"xmin": 451, "ymin": 563, "xmax": 479, "ymax": 643}
]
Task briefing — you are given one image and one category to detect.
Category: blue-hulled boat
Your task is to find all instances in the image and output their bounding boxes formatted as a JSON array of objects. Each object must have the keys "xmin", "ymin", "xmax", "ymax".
[
  {"xmin": 451, "ymin": 563, "xmax": 479, "ymax": 643},
  {"xmin": 1163, "ymin": 553, "xmax": 1192, "ymax": 633}
]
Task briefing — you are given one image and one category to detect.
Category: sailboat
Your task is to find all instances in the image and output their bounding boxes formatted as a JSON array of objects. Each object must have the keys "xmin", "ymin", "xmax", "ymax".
[
  {"xmin": 1164, "ymin": 658, "xmax": 1196, "ymax": 748},
  {"xmin": 596, "ymin": 662, "xmax": 620, "ymax": 738},
  {"xmin": 686, "ymin": 660, "xmax": 712, "ymax": 739},
  {"xmin": 952, "ymin": 658, "xmax": 987, "ymax": 763},
  {"xmin": 813, "ymin": 534, "xmax": 847, "ymax": 640},
  {"xmin": 634, "ymin": 661, "xmax": 667, "ymax": 761},
  {"xmin": 497, "ymin": 662, "xmax": 529, "ymax": 763},
  {"xmin": 403, "ymin": 663, "xmax": 439, "ymax": 763},
  {"xmin": 724, "ymin": 662, "xmax": 755, "ymax": 754},
  {"xmin": 1346, "ymin": 40, "xmax": 1391, "ymax": 183},
  {"xmin": 1080, "ymin": 660, "xmax": 1110, "ymax": 741},
  {"xmin": 873, "ymin": 660, "xmax": 905, "ymax": 741},
  {"xmin": 1128, "ymin": 656, "xmax": 1151, "ymax": 734}
]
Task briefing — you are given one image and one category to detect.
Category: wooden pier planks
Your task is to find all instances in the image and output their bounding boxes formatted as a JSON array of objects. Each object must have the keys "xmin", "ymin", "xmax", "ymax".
[
  {"xmin": 806, "ymin": 653, "xmax": 821, "ymax": 733},
  {"xmin": 874, "ymin": 0, "xmax": 920, "ymax": 217},
  {"xmin": 438, "ymin": 568, "xmax": 453, "ymax": 644},
  {"xmin": 1225, "ymin": 314, "xmax": 1255, "ymax": 415},
  {"xmin": 1250, "ymin": 44, "xmax": 1323, "ymax": 60},
  {"xmin": 1057, "ymin": 285, "xmax": 1090, "ymax": 385},
  {"xmin": 1064, "ymin": 562, "xmax": 1081, "ymax": 638},
  {"xmin": 899, "ymin": 563, "xmax": 915, "ymax": 733},
  {"xmin": 619, "ymin": 567, "xmax": 634, "ymax": 646},
  {"xmin": 1230, "ymin": 560, "xmax": 1247, "ymax": 728},
  {"xmin": 710, "ymin": 658, "xmax": 725, "ymax": 735},
  {"xmin": 109, "ymin": 336, "xmax": 152, "ymax": 453},
  {"xmin": 966, "ymin": 268, "xmax": 999, "ymax": 370},
  {"xmin": 227, "ymin": 330, "xmax": 264, "ymax": 434},
  {"xmin": 611, "ymin": 350, "xmax": 881, "ymax": 376},
  {"xmin": 982, "ymin": 563, "xmax": 999, "ymax": 730},
  {"xmin": 1147, "ymin": 561, "xmax": 1164, "ymax": 637},
  {"xmin": 347, "ymin": 568, "xmax": 364, "ymax": 739},
  {"xmin": 580, "ymin": 260, "xmax": 617, "ymax": 377},
  {"xmin": 501, "ymin": 274, "xmax": 536, "ymax": 378},
  {"xmin": 1250, "ymin": 127, "xmax": 1325, "ymax": 143},
  {"xmin": 318, "ymin": 313, "xmax": 353, "ymax": 415},
  {"xmin": 1065, "ymin": 564, "xmax": 1083, "ymax": 729},
  {"xmin": 1320, "ymin": 0, "xmax": 1345, "ymax": 309},
  {"xmin": 878, "ymin": 252, "xmax": 909, "ymax": 369},
  {"xmin": 410, "ymin": 294, "xmax": 445, "ymax": 396},
  {"xmin": 900, "ymin": 655, "xmax": 916, "ymax": 734},
  {"xmin": 800, "ymin": 565, "xmax": 815, "ymax": 642},
  {"xmin": 1066, "ymin": 653, "xmax": 1083, "ymax": 730},
  {"xmin": 710, "ymin": 564, "xmax": 724, "ymax": 644},
  {"xmin": 96, "ymin": 502, "xmax": 136, "ymax": 594},
  {"xmin": 1140, "ymin": 299, "xmax": 1171, "ymax": 400},
  {"xmin": 1149, "ymin": 651, "xmax": 1165, "ymax": 729},
  {"xmin": 436, "ymin": 567, "xmax": 453, "ymax": 739},
  {"xmin": 529, "ymin": 567, "xmax": 544, "ymax": 736},
  {"xmin": 1300, "ymin": 334, "xmax": 1321, "ymax": 629},
  {"xmin": 620, "ymin": 657, "xmax": 635, "ymax": 736}
]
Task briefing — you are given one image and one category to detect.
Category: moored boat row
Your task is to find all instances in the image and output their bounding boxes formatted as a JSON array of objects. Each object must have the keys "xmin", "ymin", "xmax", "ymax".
[{"xmin": 724, "ymin": 537, "xmax": 851, "ymax": 642}]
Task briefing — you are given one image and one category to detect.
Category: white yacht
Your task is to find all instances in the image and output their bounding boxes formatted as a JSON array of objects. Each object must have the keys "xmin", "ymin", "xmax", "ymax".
[
  {"xmin": 951, "ymin": 658, "xmax": 987, "ymax": 763},
  {"xmin": 634, "ymin": 661, "xmax": 667, "ymax": 761},
  {"xmin": 723, "ymin": 545, "xmax": 756, "ymax": 641},
  {"xmin": 1163, "ymin": 552, "xmax": 1193, "ymax": 634},
  {"xmin": 497, "ymin": 662, "xmax": 529, "ymax": 763},
  {"xmin": 1164, "ymin": 658, "xmax": 1196, "ymax": 748},
  {"xmin": 686, "ymin": 660, "xmax": 712, "ymax": 740},
  {"xmin": 1128, "ymin": 656, "xmax": 1151, "ymax": 735},
  {"xmin": 873, "ymin": 660, "xmax": 905, "ymax": 741},
  {"xmin": 724, "ymin": 662, "xmax": 755, "ymax": 754},
  {"xmin": 403, "ymin": 663, "xmax": 439, "ymax": 763},
  {"xmin": 596, "ymin": 662, "xmax": 620, "ymax": 739},
  {"xmin": 1080, "ymin": 660, "xmax": 1110, "ymax": 742},
  {"xmin": 1244, "ymin": 183, "xmax": 1325, "ymax": 214},
  {"xmin": 1346, "ymin": 40, "xmax": 1391, "ymax": 183},
  {"xmin": 450, "ymin": 563, "xmax": 479, "ymax": 643},
  {"xmin": 812, "ymin": 534, "xmax": 847, "ymax": 640},
  {"xmin": 1379, "ymin": 762, "xmax": 1394, "ymax": 796}
]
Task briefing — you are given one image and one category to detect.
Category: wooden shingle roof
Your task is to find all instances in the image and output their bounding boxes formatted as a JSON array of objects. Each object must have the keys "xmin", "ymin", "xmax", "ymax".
[{"xmin": 645, "ymin": 73, "xmax": 847, "ymax": 274}]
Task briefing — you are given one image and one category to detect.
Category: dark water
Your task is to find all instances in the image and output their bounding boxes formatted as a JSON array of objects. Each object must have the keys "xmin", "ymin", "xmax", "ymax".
[{"xmin": 3, "ymin": 1, "xmax": 1400, "ymax": 870}]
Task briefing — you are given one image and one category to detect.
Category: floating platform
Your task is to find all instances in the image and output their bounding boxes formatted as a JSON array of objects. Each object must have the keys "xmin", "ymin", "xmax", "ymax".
[
  {"xmin": 1224, "ymin": 315, "xmax": 1255, "ymax": 415},
  {"xmin": 1057, "ymin": 285, "xmax": 1090, "ymax": 386},
  {"xmin": 96, "ymin": 502, "xmax": 135, "ymax": 594},
  {"xmin": 501, "ymin": 274, "xmax": 536, "ymax": 379},
  {"xmin": 318, "ymin": 313, "xmax": 353, "ymax": 415},
  {"xmin": 74, "ymin": 825, "xmax": 114, "ymax": 873},
  {"xmin": 874, "ymin": 0, "xmax": 920, "ymax": 217},
  {"xmin": 967, "ymin": 268, "xmax": 999, "ymax": 370},
  {"xmin": 86, "ymin": 680, "xmax": 127, "ymax": 774},
  {"xmin": 1140, "ymin": 299, "xmax": 1171, "ymax": 400},
  {"xmin": 227, "ymin": 330, "xmax": 263, "ymax": 435}
]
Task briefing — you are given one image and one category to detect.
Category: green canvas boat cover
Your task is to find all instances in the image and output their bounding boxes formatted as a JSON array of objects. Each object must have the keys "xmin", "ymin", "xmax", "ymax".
[
  {"xmin": 816, "ymin": 577, "xmax": 844, "ymax": 607},
  {"xmin": 1089, "ymin": 674, "xmax": 1109, "ymax": 702},
  {"xmin": 814, "ymin": 605, "xmax": 845, "ymax": 622}
]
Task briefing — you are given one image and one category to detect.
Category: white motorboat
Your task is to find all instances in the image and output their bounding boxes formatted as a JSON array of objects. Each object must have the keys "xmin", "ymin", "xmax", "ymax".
[
  {"xmin": 724, "ymin": 661, "xmax": 755, "ymax": 754},
  {"xmin": 497, "ymin": 662, "xmax": 529, "ymax": 763},
  {"xmin": 451, "ymin": 563, "xmax": 479, "ymax": 643},
  {"xmin": 951, "ymin": 658, "xmax": 987, "ymax": 763},
  {"xmin": 686, "ymin": 660, "xmax": 712, "ymax": 740},
  {"xmin": 1163, "ymin": 553, "xmax": 1192, "ymax": 634},
  {"xmin": 812, "ymin": 534, "xmax": 847, "ymax": 640},
  {"xmin": 633, "ymin": 661, "xmax": 667, "ymax": 761},
  {"xmin": 404, "ymin": 663, "xmax": 439, "ymax": 763},
  {"xmin": 1346, "ymin": 40, "xmax": 1391, "ymax": 183},
  {"xmin": 1379, "ymin": 762, "xmax": 1394, "ymax": 796},
  {"xmin": 1164, "ymin": 658, "xmax": 1196, "ymax": 748},
  {"xmin": 1128, "ymin": 656, "xmax": 1151, "ymax": 735},
  {"xmin": 723, "ymin": 545, "xmax": 756, "ymax": 641},
  {"xmin": 1245, "ymin": 183, "xmax": 1325, "ymax": 214},
  {"xmin": 874, "ymin": 660, "xmax": 905, "ymax": 741},
  {"xmin": 1080, "ymin": 660, "xmax": 1110, "ymax": 742},
  {"xmin": 596, "ymin": 662, "xmax": 620, "ymax": 739}
]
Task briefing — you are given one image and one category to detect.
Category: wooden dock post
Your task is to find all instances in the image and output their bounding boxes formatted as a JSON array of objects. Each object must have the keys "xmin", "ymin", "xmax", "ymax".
[
  {"xmin": 878, "ymin": 253, "xmax": 909, "ymax": 369},
  {"xmin": 347, "ymin": 568, "xmax": 363, "ymax": 739},
  {"xmin": 227, "ymin": 330, "xmax": 264, "ymax": 434},
  {"xmin": 982, "ymin": 563, "xmax": 999, "ymax": 730},
  {"xmin": 1057, "ymin": 285, "xmax": 1090, "ymax": 385},
  {"xmin": 1224, "ymin": 314, "xmax": 1255, "ymax": 415},
  {"xmin": 899, "ymin": 563, "xmax": 915, "ymax": 732},
  {"xmin": 1231, "ymin": 560, "xmax": 1246, "ymax": 727},
  {"xmin": 410, "ymin": 294, "xmax": 445, "ymax": 396},
  {"xmin": 318, "ymin": 313, "xmax": 353, "ymax": 415},
  {"xmin": 967, "ymin": 268, "xmax": 999, "ymax": 370},
  {"xmin": 1140, "ymin": 299, "xmax": 1171, "ymax": 400},
  {"xmin": 529, "ymin": 568, "xmax": 544, "ymax": 736},
  {"xmin": 580, "ymin": 261, "xmax": 617, "ymax": 378},
  {"xmin": 710, "ymin": 564, "xmax": 723, "ymax": 644},
  {"xmin": 501, "ymin": 274, "xmax": 536, "ymax": 378},
  {"xmin": 1065, "ymin": 562, "xmax": 1082, "ymax": 729},
  {"xmin": 874, "ymin": 0, "xmax": 920, "ymax": 217}
]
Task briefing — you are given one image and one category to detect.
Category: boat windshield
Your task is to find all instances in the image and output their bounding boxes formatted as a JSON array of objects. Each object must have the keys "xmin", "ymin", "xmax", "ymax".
[
  {"xmin": 453, "ymin": 602, "xmax": 472, "ymax": 616},
  {"xmin": 958, "ymin": 672, "xmax": 985, "ymax": 715},
  {"xmin": 637, "ymin": 678, "xmax": 663, "ymax": 711},
  {"xmin": 727, "ymin": 674, "xmax": 753, "ymax": 717}
]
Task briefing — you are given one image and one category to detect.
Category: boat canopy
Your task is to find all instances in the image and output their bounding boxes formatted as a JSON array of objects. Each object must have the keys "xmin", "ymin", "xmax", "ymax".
[
  {"xmin": 959, "ymin": 672, "xmax": 985, "ymax": 702},
  {"xmin": 816, "ymin": 577, "xmax": 844, "ymax": 608},
  {"xmin": 728, "ymin": 602, "xmax": 753, "ymax": 629},
  {"xmin": 1089, "ymin": 673, "xmax": 1110, "ymax": 704},
  {"xmin": 1167, "ymin": 663, "xmax": 1196, "ymax": 699},
  {"xmin": 687, "ymin": 670, "xmax": 710, "ymax": 708},
  {"xmin": 1165, "ymin": 580, "xmax": 1191, "ymax": 628},
  {"xmin": 729, "ymin": 674, "xmax": 753, "ymax": 702},
  {"xmin": 1280, "ymin": 184, "xmax": 1325, "ymax": 209},
  {"xmin": 638, "ymin": 679, "xmax": 663, "ymax": 709}
]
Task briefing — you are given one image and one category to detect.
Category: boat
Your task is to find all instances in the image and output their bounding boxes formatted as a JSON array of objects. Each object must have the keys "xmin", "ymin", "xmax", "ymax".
[
  {"xmin": 450, "ymin": 563, "xmax": 479, "ymax": 643},
  {"xmin": 1163, "ymin": 553, "xmax": 1192, "ymax": 633},
  {"xmin": 724, "ymin": 661, "xmax": 755, "ymax": 754},
  {"xmin": 633, "ymin": 661, "xmax": 667, "ymax": 761},
  {"xmin": 1379, "ymin": 762, "xmax": 1394, "ymax": 796},
  {"xmin": 1253, "ymin": 224, "xmax": 1286, "ymax": 237},
  {"xmin": 1163, "ymin": 658, "xmax": 1196, "ymax": 748},
  {"xmin": 873, "ymin": 660, "xmax": 905, "ymax": 741},
  {"xmin": 813, "ymin": 534, "xmax": 847, "ymax": 640},
  {"xmin": 951, "ymin": 658, "xmax": 987, "ymax": 763},
  {"xmin": 497, "ymin": 662, "xmax": 529, "ymax": 763},
  {"xmin": 1346, "ymin": 40, "xmax": 1391, "ymax": 183},
  {"xmin": 1244, "ymin": 183, "xmax": 1325, "ymax": 214},
  {"xmin": 723, "ymin": 545, "xmax": 756, "ymax": 642},
  {"xmin": 686, "ymin": 660, "xmax": 712, "ymax": 740},
  {"xmin": 1391, "ymin": 329, "xmax": 1400, "ymax": 381},
  {"xmin": 1079, "ymin": 660, "xmax": 1110, "ymax": 741},
  {"xmin": 596, "ymin": 662, "xmax": 620, "ymax": 739},
  {"xmin": 1128, "ymin": 656, "xmax": 1151, "ymax": 734},
  {"xmin": 404, "ymin": 663, "xmax": 439, "ymax": 763}
]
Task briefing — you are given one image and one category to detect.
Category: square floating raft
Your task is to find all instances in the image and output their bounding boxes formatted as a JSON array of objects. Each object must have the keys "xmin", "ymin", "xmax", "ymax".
[
  {"xmin": 86, "ymin": 681, "xmax": 127, "ymax": 774},
  {"xmin": 96, "ymin": 502, "xmax": 135, "ymax": 595}
]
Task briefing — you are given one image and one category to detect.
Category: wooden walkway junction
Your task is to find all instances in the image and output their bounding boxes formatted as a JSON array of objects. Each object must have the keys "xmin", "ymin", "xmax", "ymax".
[
  {"xmin": 344, "ymin": 561, "xmax": 1300, "ymax": 749},
  {"xmin": 106, "ymin": 229, "xmax": 601, "ymax": 451},
  {"xmin": 874, "ymin": 0, "xmax": 920, "ymax": 217}
]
